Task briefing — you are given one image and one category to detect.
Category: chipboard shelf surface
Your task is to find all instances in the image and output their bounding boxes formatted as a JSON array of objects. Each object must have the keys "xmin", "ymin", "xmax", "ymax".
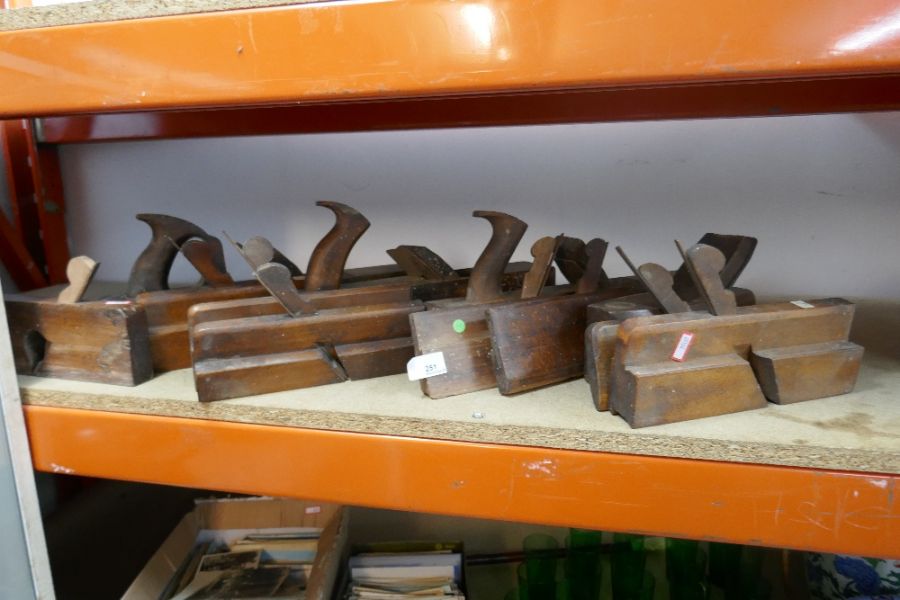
[
  {"xmin": 19, "ymin": 344, "xmax": 900, "ymax": 558},
  {"xmin": 19, "ymin": 350, "xmax": 900, "ymax": 475}
]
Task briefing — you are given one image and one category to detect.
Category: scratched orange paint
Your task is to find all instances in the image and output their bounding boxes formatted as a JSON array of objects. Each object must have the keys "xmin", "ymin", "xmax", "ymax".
[
  {"xmin": 1, "ymin": 1, "xmax": 899, "ymax": 116},
  {"xmin": 24, "ymin": 405, "xmax": 899, "ymax": 558}
]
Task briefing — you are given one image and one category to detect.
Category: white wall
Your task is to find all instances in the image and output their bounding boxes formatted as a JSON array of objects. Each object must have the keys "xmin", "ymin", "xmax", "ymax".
[{"xmin": 59, "ymin": 112, "xmax": 900, "ymax": 300}]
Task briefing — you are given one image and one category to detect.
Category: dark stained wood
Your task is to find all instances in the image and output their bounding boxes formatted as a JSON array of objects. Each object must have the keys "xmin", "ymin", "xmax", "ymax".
[
  {"xmin": 553, "ymin": 236, "xmax": 587, "ymax": 283},
  {"xmin": 179, "ymin": 238, "xmax": 233, "ymax": 286},
  {"xmin": 586, "ymin": 294, "xmax": 659, "ymax": 323},
  {"xmin": 672, "ymin": 234, "xmax": 757, "ymax": 300},
  {"xmin": 575, "ymin": 239, "xmax": 609, "ymax": 294},
  {"xmin": 255, "ymin": 262, "xmax": 319, "ymax": 316},
  {"xmin": 675, "ymin": 241, "xmax": 738, "ymax": 315},
  {"xmin": 584, "ymin": 288, "xmax": 757, "ymax": 410},
  {"xmin": 586, "ymin": 288, "xmax": 756, "ymax": 323},
  {"xmin": 5, "ymin": 296, "xmax": 152, "ymax": 385},
  {"xmin": 410, "ymin": 303, "xmax": 501, "ymax": 399},
  {"xmin": 521, "ymin": 236, "xmax": 561, "ymax": 299},
  {"xmin": 750, "ymin": 341, "xmax": 863, "ymax": 404},
  {"xmin": 413, "ymin": 284, "xmax": 570, "ymax": 399},
  {"xmin": 409, "ymin": 264, "xmax": 532, "ymax": 302},
  {"xmin": 336, "ymin": 337, "xmax": 415, "ymax": 380},
  {"xmin": 125, "ymin": 204, "xmax": 416, "ymax": 372},
  {"xmin": 138, "ymin": 282, "xmax": 267, "ymax": 373},
  {"xmin": 465, "ymin": 211, "xmax": 528, "ymax": 303},
  {"xmin": 188, "ymin": 218, "xmax": 531, "ymax": 402},
  {"xmin": 413, "ymin": 216, "xmax": 619, "ymax": 399},
  {"xmin": 194, "ymin": 347, "xmax": 347, "ymax": 402},
  {"xmin": 486, "ymin": 287, "xmax": 633, "ymax": 395},
  {"xmin": 616, "ymin": 245, "xmax": 691, "ymax": 314},
  {"xmin": 187, "ymin": 286, "xmax": 413, "ymax": 326},
  {"xmin": 484, "ymin": 237, "xmax": 631, "ymax": 395},
  {"xmin": 191, "ymin": 301, "xmax": 424, "ymax": 402},
  {"xmin": 340, "ymin": 264, "xmax": 407, "ymax": 283},
  {"xmin": 608, "ymin": 299, "xmax": 862, "ymax": 428},
  {"xmin": 304, "ymin": 201, "xmax": 371, "ymax": 291},
  {"xmin": 410, "ymin": 210, "xmax": 558, "ymax": 399},
  {"xmin": 189, "ymin": 207, "xmax": 532, "ymax": 401},
  {"xmin": 387, "ymin": 246, "xmax": 458, "ymax": 281},
  {"xmin": 584, "ymin": 321, "xmax": 619, "ymax": 411},
  {"xmin": 146, "ymin": 263, "xmax": 531, "ymax": 373},
  {"xmin": 127, "ymin": 213, "xmax": 222, "ymax": 296}
]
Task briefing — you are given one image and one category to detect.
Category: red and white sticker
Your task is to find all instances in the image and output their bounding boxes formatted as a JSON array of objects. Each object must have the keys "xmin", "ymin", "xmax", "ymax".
[{"xmin": 671, "ymin": 332, "xmax": 695, "ymax": 362}]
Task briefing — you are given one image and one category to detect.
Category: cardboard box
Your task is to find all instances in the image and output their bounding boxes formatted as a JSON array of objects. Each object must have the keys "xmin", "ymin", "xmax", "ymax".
[{"xmin": 123, "ymin": 496, "xmax": 348, "ymax": 600}]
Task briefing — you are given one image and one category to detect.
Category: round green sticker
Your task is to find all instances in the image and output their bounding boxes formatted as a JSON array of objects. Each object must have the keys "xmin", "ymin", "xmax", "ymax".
[{"xmin": 452, "ymin": 319, "xmax": 466, "ymax": 333}]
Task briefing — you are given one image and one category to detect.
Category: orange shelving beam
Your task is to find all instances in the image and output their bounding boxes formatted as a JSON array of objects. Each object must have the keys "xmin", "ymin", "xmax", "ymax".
[
  {"xmin": 24, "ymin": 405, "xmax": 900, "ymax": 559},
  {"xmin": 1, "ymin": 0, "xmax": 900, "ymax": 120}
]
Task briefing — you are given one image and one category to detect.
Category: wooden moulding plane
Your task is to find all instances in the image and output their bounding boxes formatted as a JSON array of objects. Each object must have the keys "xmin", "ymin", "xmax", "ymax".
[
  {"xmin": 486, "ymin": 233, "xmax": 756, "ymax": 396},
  {"xmin": 5, "ymin": 201, "xmax": 509, "ymax": 386},
  {"xmin": 132, "ymin": 202, "xmax": 420, "ymax": 373},
  {"xmin": 484, "ymin": 235, "xmax": 657, "ymax": 396},
  {"xmin": 585, "ymin": 233, "xmax": 758, "ymax": 410},
  {"xmin": 188, "ymin": 214, "xmax": 534, "ymax": 402},
  {"xmin": 5, "ymin": 256, "xmax": 153, "ymax": 385},
  {"xmin": 148, "ymin": 202, "xmax": 531, "ymax": 374},
  {"xmin": 409, "ymin": 211, "xmax": 639, "ymax": 399},
  {"xmin": 587, "ymin": 241, "xmax": 863, "ymax": 428},
  {"xmin": 186, "ymin": 248, "xmax": 431, "ymax": 402}
]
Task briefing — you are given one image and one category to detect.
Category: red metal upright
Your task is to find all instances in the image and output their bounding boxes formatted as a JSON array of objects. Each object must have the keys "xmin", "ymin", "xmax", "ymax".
[{"xmin": 0, "ymin": 119, "xmax": 69, "ymax": 288}]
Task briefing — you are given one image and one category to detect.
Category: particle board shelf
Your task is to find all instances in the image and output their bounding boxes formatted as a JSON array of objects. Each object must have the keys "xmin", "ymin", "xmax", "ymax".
[
  {"xmin": 20, "ymin": 350, "xmax": 900, "ymax": 558},
  {"xmin": 0, "ymin": 0, "xmax": 322, "ymax": 32},
  {"xmin": 20, "ymin": 350, "xmax": 900, "ymax": 475}
]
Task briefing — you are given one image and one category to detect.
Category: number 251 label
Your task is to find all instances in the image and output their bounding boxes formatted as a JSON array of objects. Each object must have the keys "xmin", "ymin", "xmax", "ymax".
[{"xmin": 407, "ymin": 352, "xmax": 448, "ymax": 381}]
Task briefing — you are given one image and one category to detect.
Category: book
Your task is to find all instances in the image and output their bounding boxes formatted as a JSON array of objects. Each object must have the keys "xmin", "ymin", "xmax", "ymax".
[
  {"xmin": 351, "ymin": 566, "xmax": 456, "ymax": 581},
  {"xmin": 344, "ymin": 544, "xmax": 464, "ymax": 599}
]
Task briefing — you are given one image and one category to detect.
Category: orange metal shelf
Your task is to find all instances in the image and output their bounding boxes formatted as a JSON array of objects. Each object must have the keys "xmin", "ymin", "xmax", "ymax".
[
  {"xmin": 23, "ymin": 405, "xmax": 900, "ymax": 558},
  {"xmin": 2, "ymin": 0, "xmax": 900, "ymax": 119},
  {"xmin": 5, "ymin": 0, "xmax": 900, "ymax": 560}
]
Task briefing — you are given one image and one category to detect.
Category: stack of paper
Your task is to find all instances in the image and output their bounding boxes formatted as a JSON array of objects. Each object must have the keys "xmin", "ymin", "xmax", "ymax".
[
  {"xmin": 346, "ymin": 550, "xmax": 465, "ymax": 599},
  {"xmin": 165, "ymin": 529, "xmax": 321, "ymax": 599}
]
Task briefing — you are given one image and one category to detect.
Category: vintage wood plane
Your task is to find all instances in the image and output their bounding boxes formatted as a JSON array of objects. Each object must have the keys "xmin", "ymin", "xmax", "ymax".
[
  {"xmin": 188, "ymin": 209, "xmax": 535, "ymax": 401},
  {"xmin": 3, "ymin": 203, "xmax": 462, "ymax": 385},
  {"xmin": 409, "ymin": 212, "xmax": 628, "ymax": 399},
  {"xmin": 133, "ymin": 203, "xmax": 425, "ymax": 372},
  {"xmin": 5, "ymin": 256, "xmax": 154, "ymax": 385},
  {"xmin": 487, "ymin": 233, "xmax": 757, "ymax": 396},
  {"xmin": 592, "ymin": 242, "xmax": 862, "ymax": 428},
  {"xmin": 189, "ymin": 245, "xmax": 427, "ymax": 401},
  {"xmin": 584, "ymin": 234, "xmax": 758, "ymax": 410},
  {"xmin": 484, "ymin": 238, "xmax": 653, "ymax": 395},
  {"xmin": 409, "ymin": 211, "xmax": 534, "ymax": 399}
]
